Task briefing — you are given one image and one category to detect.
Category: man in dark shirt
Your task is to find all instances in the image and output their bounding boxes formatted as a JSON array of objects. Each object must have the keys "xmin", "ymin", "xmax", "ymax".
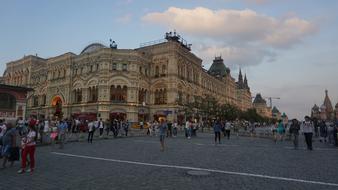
[{"xmin": 289, "ymin": 119, "xmax": 300, "ymax": 149}]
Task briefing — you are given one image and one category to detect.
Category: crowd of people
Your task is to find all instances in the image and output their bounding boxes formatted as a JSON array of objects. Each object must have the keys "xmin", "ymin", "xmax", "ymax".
[
  {"xmin": 1, "ymin": 114, "xmax": 338, "ymax": 174},
  {"xmin": 0, "ymin": 116, "xmax": 131, "ymax": 173},
  {"xmin": 269, "ymin": 116, "xmax": 338, "ymax": 150},
  {"xmin": 0, "ymin": 118, "xmax": 37, "ymax": 173}
]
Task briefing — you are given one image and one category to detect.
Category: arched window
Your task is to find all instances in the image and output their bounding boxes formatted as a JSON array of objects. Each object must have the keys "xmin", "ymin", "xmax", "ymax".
[
  {"xmin": 154, "ymin": 89, "xmax": 167, "ymax": 105},
  {"xmin": 41, "ymin": 94, "xmax": 46, "ymax": 106},
  {"xmin": 88, "ymin": 86, "xmax": 98, "ymax": 102},
  {"xmin": 155, "ymin": 89, "xmax": 160, "ymax": 105},
  {"xmin": 110, "ymin": 85, "xmax": 116, "ymax": 101},
  {"xmin": 178, "ymin": 91, "xmax": 183, "ymax": 105},
  {"xmin": 138, "ymin": 89, "xmax": 147, "ymax": 104},
  {"xmin": 33, "ymin": 96, "xmax": 39, "ymax": 107},
  {"xmin": 112, "ymin": 63, "xmax": 117, "ymax": 70},
  {"xmin": 155, "ymin": 66, "xmax": 159, "ymax": 78},
  {"xmin": 161, "ymin": 89, "xmax": 167, "ymax": 104},
  {"xmin": 73, "ymin": 89, "xmax": 82, "ymax": 103},
  {"xmin": 161, "ymin": 65, "xmax": 166, "ymax": 76},
  {"xmin": 110, "ymin": 85, "xmax": 127, "ymax": 103},
  {"xmin": 116, "ymin": 86, "xmax": 122, "ymax": 101},
  {"xmin": 122, "ymin": 86, "xmax": 127, "ymax": 102}
]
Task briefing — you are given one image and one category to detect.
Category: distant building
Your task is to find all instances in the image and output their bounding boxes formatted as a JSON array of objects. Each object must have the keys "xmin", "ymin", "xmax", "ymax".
[
  {"xmin": 0, "ymin": 84, "xmax": 32, "ymax": 122},
  {"xmin": 311, "ymin": 104, "xmax": 320, "ymax": 119},
  {"xmin": 311, "ymin": 90, "xmax": 337, "ymax": 121},
  {"xmin": 253, "ymin": 93, "xmax": 271, "ymax": 118},
  {"xmin": 272, "ymin": 106, "xmax": 281, "ymax": 120}
]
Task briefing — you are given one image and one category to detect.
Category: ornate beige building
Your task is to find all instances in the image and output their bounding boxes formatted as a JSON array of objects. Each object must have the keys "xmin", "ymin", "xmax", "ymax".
[{"xmin": 2, "ymin": 32, "xmax": 252, "ymax": 123}]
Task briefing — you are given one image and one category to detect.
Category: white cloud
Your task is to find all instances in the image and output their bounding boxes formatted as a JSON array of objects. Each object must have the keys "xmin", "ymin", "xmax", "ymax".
[
  {"xmin": 194, "ymin": 44, "xmax": 276, "ymax": 68},
  {"xmin": 142, "ymin": 7, "xmax": 317, "ymax": 67},
  {"xmin": 115, "ymin": 14, "xmax": 132, "ymax": 24},
  {"xmin": 142, "ymin": 7, "xmax": 316, "ymax": 48}
]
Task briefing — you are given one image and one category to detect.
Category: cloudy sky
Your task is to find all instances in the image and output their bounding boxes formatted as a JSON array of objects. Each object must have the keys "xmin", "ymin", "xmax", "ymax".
[{"xmin": 0, "ymin": 0, "xmax": 337, "ymax": 119}]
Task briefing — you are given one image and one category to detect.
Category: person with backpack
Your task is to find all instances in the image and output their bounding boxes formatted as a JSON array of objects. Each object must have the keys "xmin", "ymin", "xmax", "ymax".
[
  {"xmin": 301, "ymin": 116, "xmax": 314, "ymax": 150},
  {"xmin": 289, "ymin": 119, "xmax": 300, "ymax": 149},
  {"xmin": 57, "ymin": 120, "xmax": 68, "ymax": 149}
]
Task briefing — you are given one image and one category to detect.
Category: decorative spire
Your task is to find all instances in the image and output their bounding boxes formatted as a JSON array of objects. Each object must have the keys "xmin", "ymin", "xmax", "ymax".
[
  {"xmin": 237, "ymin": 68, "xmax": 244, "ymax": 88},
  {"xmin": 244, "ymin": 74, "xmax": 248, "ymax": 88},
  {"xmin": 238, "ymin": 68, "xmax": 243, "ymax": 83}
]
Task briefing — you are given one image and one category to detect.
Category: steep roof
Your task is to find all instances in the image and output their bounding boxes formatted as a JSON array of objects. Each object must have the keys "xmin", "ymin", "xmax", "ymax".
[
  {"xmin": 272, "ymin": 106, "xmax": 280, "ymax": 113},
  {"xmin": 208, "ymin": 56, "xmax": 228, "ymax": 77},
  {"xmin": 253, "ymin": 93, "xmax": 266, "ymax": 104}
]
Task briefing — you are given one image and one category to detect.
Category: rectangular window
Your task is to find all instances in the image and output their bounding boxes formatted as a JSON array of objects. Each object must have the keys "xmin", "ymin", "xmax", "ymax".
[
  {"xmin": 42, "ymin": 95, "xmax": 46, "ymax": 106},
  {"xmin": 122, "ymin": 63, "xmax": 127, "ymax": 71},
  {"xmin": 33, "ymin": 96, "xmax": 39, "ymax": 107},
  {"xmin": 112, "ymin": 63, "xmax": 117, "ymax": 70}
]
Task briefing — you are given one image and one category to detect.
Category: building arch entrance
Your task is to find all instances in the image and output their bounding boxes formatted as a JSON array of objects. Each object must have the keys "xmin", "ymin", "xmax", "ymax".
[{"xmin": 51, "ymin": 96, "xmax": 63, "ymax": 118}]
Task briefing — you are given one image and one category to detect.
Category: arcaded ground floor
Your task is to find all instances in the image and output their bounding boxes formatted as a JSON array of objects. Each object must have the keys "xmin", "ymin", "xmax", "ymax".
[{"xmin": 27, "ymin": 103, "xmax": 185, "ymax": 123}]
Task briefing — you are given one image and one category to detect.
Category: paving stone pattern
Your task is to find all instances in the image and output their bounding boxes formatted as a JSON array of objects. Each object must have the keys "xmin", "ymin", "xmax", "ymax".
[{"xmin": 1, "ymin": 131, "xmax": 337, "ymax": 190}]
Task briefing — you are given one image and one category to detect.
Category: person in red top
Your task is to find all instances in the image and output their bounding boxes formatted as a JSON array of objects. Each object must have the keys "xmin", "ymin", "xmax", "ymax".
[
  {"xmin": 28, "ymin": 116, "xmax": 37, "ymax": 128},
  {"xmin": 18, "ymin": 124, "xmax": 37, "ymax": 174}
]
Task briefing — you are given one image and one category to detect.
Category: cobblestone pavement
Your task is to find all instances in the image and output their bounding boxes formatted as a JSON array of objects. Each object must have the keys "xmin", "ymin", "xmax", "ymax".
[{"xmin": 1, "ymin": 132, "xmax": 337, "ymax": 190}]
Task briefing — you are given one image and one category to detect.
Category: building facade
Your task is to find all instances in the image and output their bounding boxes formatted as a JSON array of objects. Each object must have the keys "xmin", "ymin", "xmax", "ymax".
[
  {"xmin": 271, "ymin": 106, "xmax": 281, "ymax": 120},
  {"xmin": 0, "ymin": 84, "xmax": 32, "ymax": 122},
  {"xmin": 253, "ymin": 93, "xmax": 272, "ymax": 118},
  {"xmin": 236, "ymin": 69, "xmax": 252, "ymax": 111},
  {"xmin": 2, "ymin": 32, "xmax": 252, "ymax": 122}
]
